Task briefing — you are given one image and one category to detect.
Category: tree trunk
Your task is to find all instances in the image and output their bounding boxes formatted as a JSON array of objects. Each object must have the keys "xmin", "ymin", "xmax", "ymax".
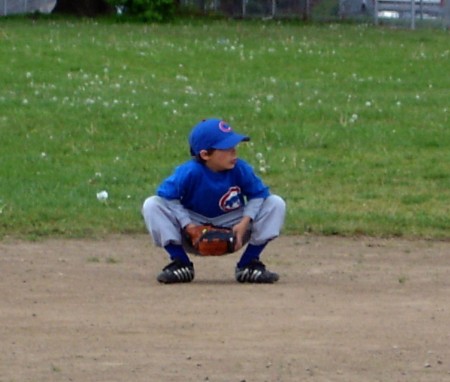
[{"xmin": 52, "ymin": 0, "xmax": 114, "ymax": 17}]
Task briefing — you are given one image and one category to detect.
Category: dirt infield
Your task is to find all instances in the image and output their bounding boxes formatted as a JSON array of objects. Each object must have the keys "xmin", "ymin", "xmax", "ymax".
[{"xmin": 1, "ymin": 235, "xmax": 449, "ymax": 382}]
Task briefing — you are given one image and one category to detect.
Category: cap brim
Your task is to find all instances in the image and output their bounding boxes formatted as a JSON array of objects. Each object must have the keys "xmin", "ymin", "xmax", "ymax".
[{"xmin": 211, "ymin": 134, "xmax": 250, "ymax": 150}]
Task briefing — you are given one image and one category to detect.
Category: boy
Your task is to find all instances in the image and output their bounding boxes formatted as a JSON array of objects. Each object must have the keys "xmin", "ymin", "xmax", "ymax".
[{"xmin": 142, "ymin": 118, "xmax": 286, "ymax": 284}]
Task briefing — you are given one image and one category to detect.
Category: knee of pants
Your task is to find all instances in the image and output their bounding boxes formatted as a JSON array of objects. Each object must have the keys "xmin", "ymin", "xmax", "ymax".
[
  {"xmin": 142, "ymin": 196, "xmax": 166, "ymax": 234},
  {"xmin": 142, "ymin": 196, "xmax": 184, "ymax": 247},
  {"xmin": 249, "ymin": 195, "xmax": 286, "ymax": 245},
  {"xmin": 267, "ymin": 194, "xmax": 286, "ymax": 214},
  {"xmin": 258, "ymin": 194, "xmax": 286, "ymax": 223},
  {"xmin": 142, "ymin": 195, "xmax": 157, "ymax": 227},
  {"xmin": 142, "ymin": 195, "xmax": 158, "ymax": 214}
]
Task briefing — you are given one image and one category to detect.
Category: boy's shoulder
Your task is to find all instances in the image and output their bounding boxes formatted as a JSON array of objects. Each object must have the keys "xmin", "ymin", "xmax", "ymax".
[
  {"xmin": 235, "ymin": 158, "xmax": 254, "ymax": 172},
  {"xmin": 174, "ymin": 158, "xmax": 253, "ymax": 176},
  {"xmin": 173, "ymin": 158, "xmax": 204, "ymax": 176},
  {"xmin": 176, "ymin": 158, "xmax": 200, "ymax": 169}
]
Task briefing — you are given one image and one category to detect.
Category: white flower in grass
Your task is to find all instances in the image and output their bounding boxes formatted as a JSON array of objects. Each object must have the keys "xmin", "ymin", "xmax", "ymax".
[
  {"xmin": 365, "ymin": 101, "xmax": 372, "ymax": 107},
  {"xmin": 266, "ymin": 94, "xmax": 274, "ymax": 102},
  {"xmin": 96, "ymin": 190, "xmax": 108, "ymax": 202},
  {"xmin": 26, "ymin": 72, "xmax": 32, "ymax": 79},
  {"xmin": 256, "ymin": 152, "xmax": 268, "ymax": 173},
  {"xmin": 22, "ymin": 99, "xmax": 29, "ymax": 105},
  {"xmin": 185, "ymin": 86, "xmax": 192, "ymax": 94}
]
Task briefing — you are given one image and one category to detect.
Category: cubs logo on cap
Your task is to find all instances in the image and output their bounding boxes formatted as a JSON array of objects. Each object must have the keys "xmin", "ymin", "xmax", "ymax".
[{"xmin": 218, "ymin": 121, "xmax": 232, "ymax": 133}]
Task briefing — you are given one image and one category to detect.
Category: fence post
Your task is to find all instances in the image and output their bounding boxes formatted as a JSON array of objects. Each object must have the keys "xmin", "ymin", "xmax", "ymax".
[
  {"xmin": 443, "ymin": 0, "xmax": 450, "ymax": 28},
  {"xmin": 410, "ymin": 0, "xmax": 415, "ymax": 29},
  {"xmin": 305, "ymin": 0, "xmax": 310, "ymax": 19},
  {"xmin": 373, "ymin": 0, "xmax": 379, "ymax": 25}
]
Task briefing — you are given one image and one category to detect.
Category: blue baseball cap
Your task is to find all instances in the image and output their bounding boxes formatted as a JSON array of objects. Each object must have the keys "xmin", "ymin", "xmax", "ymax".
[{"xmin": 189, "ymin": 119, "xmax": 250, "ymax": 156}]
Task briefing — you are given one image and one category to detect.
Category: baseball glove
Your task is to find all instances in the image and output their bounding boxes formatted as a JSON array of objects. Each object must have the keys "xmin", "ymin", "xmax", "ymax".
[{"xmin": 184, "ymin": 225, "xmax": 235, "ymax": 256}]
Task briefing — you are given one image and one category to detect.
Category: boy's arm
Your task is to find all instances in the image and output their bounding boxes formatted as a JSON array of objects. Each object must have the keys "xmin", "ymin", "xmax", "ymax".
[
  {"xmin": 164, "ymin": 199, "xmax": 192, "ymax": 229},
  {"xmin": 232, "ymin": 215, "xmax": 252, "ymax": 250},
  {"xmin": 243, "ymin": 197, "xmax": 264, "ymax": 220},
  {"xmin": 233, "ymin": 197, "xmax": 265, "ymax": 250}
]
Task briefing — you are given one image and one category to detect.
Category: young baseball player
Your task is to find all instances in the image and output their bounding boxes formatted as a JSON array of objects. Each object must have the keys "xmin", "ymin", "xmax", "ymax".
[{"xmin": 142, "ymin": 118, "xmax": 286, "ymax": 284}]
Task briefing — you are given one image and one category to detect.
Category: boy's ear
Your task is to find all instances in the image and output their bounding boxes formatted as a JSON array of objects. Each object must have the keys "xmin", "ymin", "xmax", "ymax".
[{"xmin": 199, "ymin": 150, "xmax": 210, "ymax": 161}]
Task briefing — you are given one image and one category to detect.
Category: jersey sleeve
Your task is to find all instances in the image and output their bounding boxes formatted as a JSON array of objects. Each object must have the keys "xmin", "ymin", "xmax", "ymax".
[
  {"xmin": 237, "ymin": 160, "xmax": 270, "ymax": 200},
  {"xmin": 156, "ymin": 162, "xmax": 192, "ymax": 200}
]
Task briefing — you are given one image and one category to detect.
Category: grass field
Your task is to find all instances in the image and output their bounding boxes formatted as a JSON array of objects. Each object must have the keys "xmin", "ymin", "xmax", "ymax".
[{"xmin": 0, "ymin": 17, "xmax": 449, "ymax": 239}]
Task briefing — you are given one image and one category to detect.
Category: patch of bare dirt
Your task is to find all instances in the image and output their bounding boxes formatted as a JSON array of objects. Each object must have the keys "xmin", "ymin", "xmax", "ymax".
[{"xmin": 1, "ymin": 235, "xmax": 449, "ymax": 382}]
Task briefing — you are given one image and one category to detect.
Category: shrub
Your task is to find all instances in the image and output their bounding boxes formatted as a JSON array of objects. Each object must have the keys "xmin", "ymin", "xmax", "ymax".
[{"xmin": 107, "ymin": 0, "xmax": 175, "ymax": 22}]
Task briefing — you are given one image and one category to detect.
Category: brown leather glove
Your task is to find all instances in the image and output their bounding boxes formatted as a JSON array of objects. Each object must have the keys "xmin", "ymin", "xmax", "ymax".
[{"xmin": 184, "ymin": 225, "xmax": 235, "ymax": 256}]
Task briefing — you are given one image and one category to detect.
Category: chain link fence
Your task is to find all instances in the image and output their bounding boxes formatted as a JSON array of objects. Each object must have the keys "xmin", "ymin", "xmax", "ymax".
[
  {"xmin": 181, "ymin": 0, "xmax": 449, "ymax": 27},
  {"xmin": 1, "ymin": 0, "xmax": 448, "ymax": 28}
]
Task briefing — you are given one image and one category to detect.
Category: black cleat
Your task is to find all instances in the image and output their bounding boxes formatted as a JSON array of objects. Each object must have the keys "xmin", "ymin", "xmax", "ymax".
[
  {"xmin": 157, "ymin": 260, "xmax": 195, "ymax": 284},
  {"xmin": 235, "ymin": 259, "xmax": 279, "ymax": 284}
]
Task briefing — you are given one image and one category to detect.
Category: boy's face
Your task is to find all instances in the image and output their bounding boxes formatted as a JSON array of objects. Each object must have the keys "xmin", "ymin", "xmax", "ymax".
[{"xmin": 200, "ymin": 147, "xmax": 238, "ymax": 172}]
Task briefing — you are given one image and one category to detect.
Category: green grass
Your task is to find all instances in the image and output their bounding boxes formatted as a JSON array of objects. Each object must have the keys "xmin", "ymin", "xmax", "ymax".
[{"xmin": 0, "ymin": 17, "xmax": 449, "ymax": 239}]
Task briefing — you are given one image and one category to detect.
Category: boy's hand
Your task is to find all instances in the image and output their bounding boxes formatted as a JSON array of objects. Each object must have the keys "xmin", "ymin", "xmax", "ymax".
[
  {"xmin": 232, "ymin": 217, "xmax": 251, "ymax": 251},
  {"xmin": 184, "ymin": 224, "xmax": 200, "ymax": 239}
]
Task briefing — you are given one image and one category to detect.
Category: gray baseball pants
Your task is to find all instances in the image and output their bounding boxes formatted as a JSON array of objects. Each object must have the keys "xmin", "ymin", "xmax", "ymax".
[{"xmin": 142, "ymin": 195, "xmax": 286, "ymax": 249}]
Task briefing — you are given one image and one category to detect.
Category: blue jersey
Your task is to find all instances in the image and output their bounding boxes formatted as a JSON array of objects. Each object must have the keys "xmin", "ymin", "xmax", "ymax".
[{"xmin": 157, "ymin": 159, "xmax": 270, "ymax": 218}]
